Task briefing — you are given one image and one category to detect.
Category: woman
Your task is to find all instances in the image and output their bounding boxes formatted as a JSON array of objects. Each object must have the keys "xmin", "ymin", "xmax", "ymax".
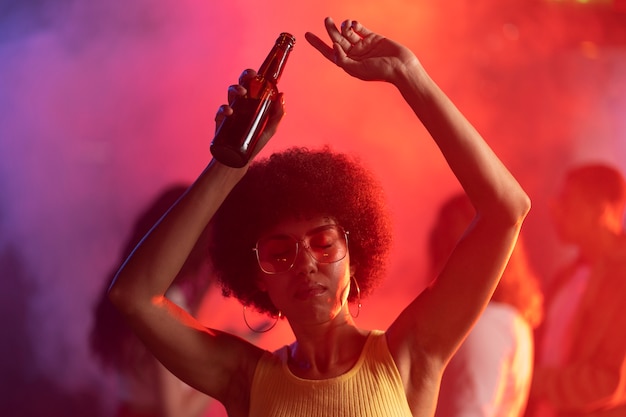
[{"xmin": 108, "ymin": 17, "xmax": 531, "ymax": 416}]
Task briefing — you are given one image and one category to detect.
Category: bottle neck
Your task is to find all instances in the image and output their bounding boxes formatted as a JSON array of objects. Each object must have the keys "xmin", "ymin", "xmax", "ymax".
[{"xmin": 258, "ymin": 33, "xmax": 295, "ymax": 84}]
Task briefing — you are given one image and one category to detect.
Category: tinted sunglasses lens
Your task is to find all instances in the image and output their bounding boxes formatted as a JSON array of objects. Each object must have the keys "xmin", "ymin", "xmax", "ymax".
[
  {"xmin": 256, "ymin": 236, "xmax": 297, "ymax": 273},
  {"xmin": 308, "ymin": 227, "xmax": 347, "ymax": 263}
]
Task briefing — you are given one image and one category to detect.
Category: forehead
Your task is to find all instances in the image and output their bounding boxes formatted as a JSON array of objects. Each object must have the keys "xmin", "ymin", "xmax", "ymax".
[{"xmin": 262, "ymin": 215, "xmax": 337, "ymax": 237}]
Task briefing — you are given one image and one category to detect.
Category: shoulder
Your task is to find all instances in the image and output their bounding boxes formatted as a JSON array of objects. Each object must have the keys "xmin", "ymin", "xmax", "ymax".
[{"xmin": 457, "ymin": 303, "xmax": 532, "ymax": 357}]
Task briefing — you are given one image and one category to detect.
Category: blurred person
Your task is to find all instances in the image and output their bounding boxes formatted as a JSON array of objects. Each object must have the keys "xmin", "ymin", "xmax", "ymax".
[
  {"xmin": 91, "ymin": 184, "xmax": 214, "ymax": 417},
  {"xmin": 528, "ymin": 163, "xmax": 626, "ymax": 417},
  {"xmin": 107, "ymin": 17, "xmax": 530, "ymax": 416},
  {"xmin": 430, "ymin": 193, "xmax": 544, "ymax": 417}
]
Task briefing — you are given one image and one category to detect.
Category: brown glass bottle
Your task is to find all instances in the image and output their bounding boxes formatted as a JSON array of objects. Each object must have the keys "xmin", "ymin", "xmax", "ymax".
[{"xmin": 210, "ymin": 33, "xmax": 296, "ymax": 168}]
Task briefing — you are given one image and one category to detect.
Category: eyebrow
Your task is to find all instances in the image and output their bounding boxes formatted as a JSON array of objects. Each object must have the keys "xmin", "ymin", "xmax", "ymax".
[{"xmin": 260, "ymin": 224, "xmax": 339, "ymax": 240}]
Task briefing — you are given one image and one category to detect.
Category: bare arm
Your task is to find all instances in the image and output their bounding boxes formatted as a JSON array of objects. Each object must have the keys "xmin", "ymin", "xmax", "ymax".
[
  {"xmin": 108, "ymin": 71, "xmax": 284, "ymax": 411},
  {"xmin": 306, "ymin": 16, "xmax": 530, "ymax": 404},
  {"xmin": 388, "ymin": 52, "xmax": 530, "ymax": 360},
  {"xmin": 109, "ymin": 162, "xmax": 261, "ymax": 405}
]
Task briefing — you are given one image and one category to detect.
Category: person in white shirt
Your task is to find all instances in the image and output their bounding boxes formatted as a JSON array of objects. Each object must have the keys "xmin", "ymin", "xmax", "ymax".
[{"xmin": 430, "ymin": 193, "xmax": 544, "ymax": 417}]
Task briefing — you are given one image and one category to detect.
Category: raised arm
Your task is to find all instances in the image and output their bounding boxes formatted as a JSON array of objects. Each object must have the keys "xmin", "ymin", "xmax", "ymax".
[
  {"xmin": 306, "ymin": 15, "xmax": 530, "ymax": 389},
  {"xmin": 107, "ymin": 70, "xmax": 284, "ymax": 413}
]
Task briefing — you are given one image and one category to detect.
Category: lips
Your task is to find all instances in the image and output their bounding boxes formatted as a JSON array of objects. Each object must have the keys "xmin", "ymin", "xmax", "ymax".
[{"xmin": 294, "ymin": 283, "xmax": 327, "ymax": 300}]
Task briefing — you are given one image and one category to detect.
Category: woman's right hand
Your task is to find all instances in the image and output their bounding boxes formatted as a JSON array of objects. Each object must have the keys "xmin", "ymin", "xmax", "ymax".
[
  {"xmin": 214, "ymin": 69, "xmax": 286, "ymax": 164},
  {"xmin": 305, "ymin": 18, "xmax": 420, "ymax": 87}
]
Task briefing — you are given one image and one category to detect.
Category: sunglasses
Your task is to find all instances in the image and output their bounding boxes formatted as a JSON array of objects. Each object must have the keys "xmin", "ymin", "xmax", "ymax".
[{"xmin": 253, "ymin": 224, "xmax": 349, "ymax": 274}]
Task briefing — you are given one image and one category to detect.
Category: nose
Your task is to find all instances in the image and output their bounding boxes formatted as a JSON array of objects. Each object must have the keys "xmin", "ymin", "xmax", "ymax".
[{"xmin": 291, "ymin": 240, "xmax": 317, "ymax": 274}]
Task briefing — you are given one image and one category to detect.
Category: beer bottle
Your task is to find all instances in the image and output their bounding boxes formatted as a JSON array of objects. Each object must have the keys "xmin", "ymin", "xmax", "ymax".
[{"xmin": 210, "ymin": 33, "xmax": 296, "ymax": 167}]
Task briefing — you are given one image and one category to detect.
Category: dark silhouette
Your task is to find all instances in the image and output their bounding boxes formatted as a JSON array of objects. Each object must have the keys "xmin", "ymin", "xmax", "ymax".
[{"xmin": 90, "ymin": 184, "xmax": 214, "ymax": 417}]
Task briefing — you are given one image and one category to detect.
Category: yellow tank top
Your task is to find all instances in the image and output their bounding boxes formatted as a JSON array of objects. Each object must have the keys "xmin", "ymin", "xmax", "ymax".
[{"xmin": 249, "ymin": 329, "xmax": 413, "ymax": 417}]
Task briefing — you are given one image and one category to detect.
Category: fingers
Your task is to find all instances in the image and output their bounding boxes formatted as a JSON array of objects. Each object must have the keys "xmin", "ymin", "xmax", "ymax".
[
  {"xmin": 217, "ymin": 83, "xmax": 245, "ymax": 129},
  {"xmin": 238, "ymin": 68, "xmax": 257, "ymax": 87},
  {"xmin": 215, "ymin": 73, "xmax": 285, "ymax": 135},
  {"xmin": 340, "ymin": 20, "xmax": 361, "ymax": 45},
  {"xmin": 227, "ymin": 84, "xmax": 246, "ymax": 106},
  {"xmin": 304, "ymin": 32, "xmax": 335, "ymax": 62},
  {"xmin": 306, "ymin": 17, "xmax": 361, "ymax": 65},
  {"xmin": 215, "ymin": 68, "xmax": 255, "ymax": 130},
  {"xmin": 214, "ymin": 104, "xmax": 232, "ymax": 132},
  {"xmin": 324, "ymin": 17, "xmax": 352, "ymax": 51},
  {"xmin": 348, "ymin": 20, "xmax": 373, "ymax": 39}
]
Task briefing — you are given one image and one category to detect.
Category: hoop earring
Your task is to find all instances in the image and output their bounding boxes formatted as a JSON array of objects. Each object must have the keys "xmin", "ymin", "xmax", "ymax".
[
  {"xmin": 243, "ymin": 306, "xmax": 281, "ymax": 333},
  {"xmin": 350, "ymin": 276, "xmax": 362, "ymax": 319}
]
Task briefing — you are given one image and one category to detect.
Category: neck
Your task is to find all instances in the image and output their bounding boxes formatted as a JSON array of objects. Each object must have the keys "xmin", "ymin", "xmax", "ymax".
[{"xmin": 287, "ymin": 323, "xmax": 368, "ymax": 378}]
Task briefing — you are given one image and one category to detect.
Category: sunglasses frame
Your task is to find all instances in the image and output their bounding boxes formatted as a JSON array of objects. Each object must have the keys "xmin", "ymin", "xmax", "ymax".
[{"xmin": 252, "ymin": 225, "xmax": 349, "ymax": 274}]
